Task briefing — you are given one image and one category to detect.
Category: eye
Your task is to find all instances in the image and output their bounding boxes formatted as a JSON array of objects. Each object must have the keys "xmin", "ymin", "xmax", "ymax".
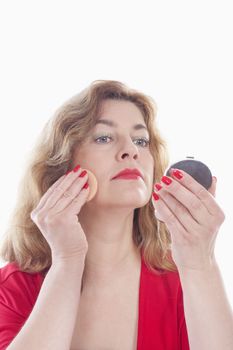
[
  {"xmin": 95, "ymin": 134, "xmax": 112, "ymax": 143},
  {"xmin": 94, "ymin": 134, "xmax": 150, "ymax": 147},
  {"xmin": 134, "ymin": 138, "xmax": 150, "ymax": 147}
]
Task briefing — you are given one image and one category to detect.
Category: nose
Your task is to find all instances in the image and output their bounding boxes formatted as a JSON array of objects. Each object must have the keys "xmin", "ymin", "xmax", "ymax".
[{"xmin": 116, "ymin": 137, "xmax": 139, "ymax": 161}]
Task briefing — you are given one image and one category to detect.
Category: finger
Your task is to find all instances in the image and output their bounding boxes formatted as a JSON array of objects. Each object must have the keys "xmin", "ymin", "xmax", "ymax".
[
  {"xmin": 45, "ymin": 167, "xmax": 85, "ymax": 209},
  {"xmin": 153, "ymin": 206, "xmax": 164, "ymax": 222},
  {"xmin": 153, "ymin": 188, "xmax": 202, "ymax": 234},
  {"xmin": 208, "ymin": 176, "xmax": 217, "ymax": 197},
  {"xmin": 32, "ymin": 174, "xmax": 66, "ymax": 213},
  {"xmin": 156, "ymin": 177, "xmax": 209, "ymax": 225},
  {"xmin": 62, "ymin": 184, "xmax": 90, "ymax": 216},
  {"xmin": 51, "ymin": 172, "xmax": 89, "ymax": 213},
  {"xmin": 164, "ymin": 170, "xmax": 221, "ymax": 218},
  {"xmin": 151, "ymin": 192, "xmax": 190, "ymax": 245}
]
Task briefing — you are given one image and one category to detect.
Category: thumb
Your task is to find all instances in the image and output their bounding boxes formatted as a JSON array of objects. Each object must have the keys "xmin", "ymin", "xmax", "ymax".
[{"xmin": 208, "ymin": 176, "xmax": 217, "ymax": 197}]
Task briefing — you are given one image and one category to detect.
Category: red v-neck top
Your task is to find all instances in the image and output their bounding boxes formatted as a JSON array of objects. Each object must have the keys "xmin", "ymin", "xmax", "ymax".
[
  {"xmin": 137, "ymin": 251, "xmax": 190, "ymax": 349},
  {"xmin": 0, "ymin": 254, "xmax": 190, "ymax": 350}
]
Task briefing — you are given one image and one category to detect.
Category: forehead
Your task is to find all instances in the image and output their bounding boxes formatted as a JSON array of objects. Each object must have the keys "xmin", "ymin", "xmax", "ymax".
[{"xmin": 95, "ymin": 99, "xmax": 147, "ymax": 127}]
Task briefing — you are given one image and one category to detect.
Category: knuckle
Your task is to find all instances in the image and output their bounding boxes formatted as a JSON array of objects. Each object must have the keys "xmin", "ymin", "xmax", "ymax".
[
  {"xmin": 177, "ymin": 205, "xmax": 188, "ymax": 217},
  {"xmin": 208, "ymin": 224, "xmax": 216, "ymax": 234},
  {"xmin": 72, "ymin": 197, "xmax": 80, "ymax": 204},
  {"xmin": 184, "ymin": 176, "xmax": 193, "ymax": 188},
  {"xmin": 47, "ymin": 186, "xmax": 53, "ymax": 193},
  {"xmin": 30, "ymin": 210, "xmax": 35, "ymax": 220},
  {"xmin": 217, "ymin": 209, "xmax": 226, "ymax": 223},
  {"xmin": 47, "ymin": 213, "xmax": 69, "ymax": 226},
  {"xmin": 166, "ymin": 213, "xmax": 176, "ymax": 225},
  {"xmin": 36, "ymin": 211, "xmax": 47, "ymax": 224},
  {"xmin": 73, "ymin": 190, "xmax": 86, "ymax": 202},
  {"xmin": 190, "ymin": 199, "xmax": 201, "ymax": 210},
  {"xmin": 54, "ymin": 186, "xmax": 66, "ymax": 193},
  {"xmin": 196, "ymin": 187, "xmax": 207, "ymax": 198},
  {"xmin": 45, "ymin": 214, "xmax": 58, "ymax": 226},
  {"xmin": 171, "ymin": 181, "xmax": 179, "ymax": 191},
  {"xmin": 30, "ymin": 209, "xmax": 38, "ymax": 221}
]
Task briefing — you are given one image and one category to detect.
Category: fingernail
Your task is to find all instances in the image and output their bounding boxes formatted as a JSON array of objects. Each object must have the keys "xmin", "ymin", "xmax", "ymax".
[
  {"xmin": 153, "ymin": 192, "xmax": 160, "ymax": 201},
  {"xmin": 73, "ymin": 164, "xmax": 81, "ymax": 172},
  {"xmin": 161, "ymin": 176, "xmax": 172, "ymax": 185},
  {"xmin": 79, "ymin": 170, "xmax": 87, "ymax": 177},
  {"xmin": 171, "ymin": 169, "xmax": 183, "ymax": 180},
  {"xmin": 82, "ymin": 182, "xmax": 89, "ymax": 189},
  {"xmin": 154, "ymin": 183, "xmax": 162, "ymax": 191},
  {"xmin": 65, "ymin": 169, "xmax": 72, "ymax": 175}
]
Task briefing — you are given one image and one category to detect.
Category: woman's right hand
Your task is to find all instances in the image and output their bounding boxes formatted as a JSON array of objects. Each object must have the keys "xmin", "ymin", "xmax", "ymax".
[{"xmin": 30, "ymin": 165, "xmax": 90, "ymax": 262}]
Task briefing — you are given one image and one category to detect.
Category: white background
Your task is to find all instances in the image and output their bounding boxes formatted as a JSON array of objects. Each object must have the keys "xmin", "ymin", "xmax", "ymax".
[{"xmin": 0, "ymin": 1, "xmax": 232, "ymax": 307}]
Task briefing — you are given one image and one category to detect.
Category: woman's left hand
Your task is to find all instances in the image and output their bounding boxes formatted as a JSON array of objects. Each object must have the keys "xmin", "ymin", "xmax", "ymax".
[{"xmin": 152, "ymin": 169, "xmax": 225, "ymax": 272}]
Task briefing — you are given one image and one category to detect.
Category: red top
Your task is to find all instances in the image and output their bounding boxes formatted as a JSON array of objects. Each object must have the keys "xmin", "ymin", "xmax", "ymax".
[{"xmin": 0, "ymin": 253, "xmax": 190, "ymax": 350}]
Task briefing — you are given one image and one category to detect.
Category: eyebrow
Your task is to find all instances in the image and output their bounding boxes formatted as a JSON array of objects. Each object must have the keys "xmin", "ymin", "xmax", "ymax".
[{"xmin": 94, "ymin": 118, "xmax": 148, "ymax": 131}]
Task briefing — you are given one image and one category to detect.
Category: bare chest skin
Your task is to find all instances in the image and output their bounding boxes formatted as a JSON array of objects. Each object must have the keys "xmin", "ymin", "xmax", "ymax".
[{"xmin": 70, "ymin": 259, "xmax": 141, "ymax": 350}]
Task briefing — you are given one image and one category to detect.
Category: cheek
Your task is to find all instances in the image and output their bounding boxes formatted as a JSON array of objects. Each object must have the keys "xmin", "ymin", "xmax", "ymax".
[
  {"xmin": 73, "ymin": 149, "xmax": 98, "ymax": 169},
  {"xmin": 145, "ymin": 160, "xmax": 154, "ymax": 183}
]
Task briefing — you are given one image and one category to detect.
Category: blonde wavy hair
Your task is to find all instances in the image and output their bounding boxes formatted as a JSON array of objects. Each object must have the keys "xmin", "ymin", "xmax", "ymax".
[{"xmin": 0, "ymin": 80, "xmax": 177, "ymax": 276}]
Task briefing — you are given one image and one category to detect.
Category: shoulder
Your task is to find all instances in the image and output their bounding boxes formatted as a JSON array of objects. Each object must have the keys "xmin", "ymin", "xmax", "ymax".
[
  {"xmin": 0, "ymin": 262, "xmax": 45, "ymax": 316},
  {"xmin": 0, "ymin": 261, "xmax": 45, "ymax": 288},
  {"xmin": 0, "ymin": 263, "xmax": 45, "ymax": 348}
]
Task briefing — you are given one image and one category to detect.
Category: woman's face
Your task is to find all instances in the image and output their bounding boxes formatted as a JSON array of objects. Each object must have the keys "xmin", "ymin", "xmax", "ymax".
[{"xmin": 73, "ymin": 99, "xmax": 154, "ymax": 209}]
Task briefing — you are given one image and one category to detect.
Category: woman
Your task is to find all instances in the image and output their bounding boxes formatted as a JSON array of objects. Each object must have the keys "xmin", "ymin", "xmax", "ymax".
[{"xmin": 0, "ymin": 80, "xmax": 232, "ymax": 350}]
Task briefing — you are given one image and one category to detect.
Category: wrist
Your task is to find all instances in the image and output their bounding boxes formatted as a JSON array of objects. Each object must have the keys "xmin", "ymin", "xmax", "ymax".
[
  {"xmin": 52, "ymin": 253, "xmax": 86, "ymax": 269},
  {"xmin": 178, "ymin": 258, "xmax": 220, "ymax": 282}
]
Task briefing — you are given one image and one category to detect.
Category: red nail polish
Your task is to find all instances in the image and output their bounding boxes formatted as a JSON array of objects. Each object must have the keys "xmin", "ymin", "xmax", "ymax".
[
  {"xmin": 79, "ymin": 170, "xmax": 87, "ymax": 177},
  {"xmin": 82, "ymin": 182, "xmax": 89, "ymax": 189},
  {"xmin": 73, "ymin": 164, "xmax": 81, "ymax": 172},
  {"xmin": 154, "ymin": 183, "xmax": 162, "ymax": 191},
  {"xmin": 153, "ymin": 192, "xmax": 160, "ymax": 201},
  {"xmin": 161, "ymin": 176, "xmax": 172, "ymax": 185},
  {"xmin": 171, "ymin": 169, "xmax": 183, "ymax": 180}
]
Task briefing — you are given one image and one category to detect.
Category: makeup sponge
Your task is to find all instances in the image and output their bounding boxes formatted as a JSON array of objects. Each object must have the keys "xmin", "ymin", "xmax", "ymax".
[
  {"xmin": 165, "ymin": 158, "xmax": 213, "ymax": 190},
  {"xmin": 84, "ymin": 169, "xmax": 98, "ymax": 201}
]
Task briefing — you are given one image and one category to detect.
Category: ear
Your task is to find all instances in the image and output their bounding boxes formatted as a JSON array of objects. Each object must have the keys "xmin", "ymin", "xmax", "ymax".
[{"xmin": 208, "ymin": 176, "xmax": 217, "ymax": 197}]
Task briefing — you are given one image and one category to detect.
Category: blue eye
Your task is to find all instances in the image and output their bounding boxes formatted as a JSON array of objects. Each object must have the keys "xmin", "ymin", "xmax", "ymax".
[
  {"xmin": 135, "ymin": 138, "xmax": 150, "ymax": 147},
  {"xmin": 95, "ymin": 135, "xmax": 112, "ymax": 143},
  {"xmin": 94, "ymin": 135, "xmax": 150, "ymax": 147}
]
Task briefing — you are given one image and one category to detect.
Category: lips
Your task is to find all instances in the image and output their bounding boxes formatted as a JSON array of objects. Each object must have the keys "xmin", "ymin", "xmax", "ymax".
[{"xmin": 112, "ymin": 168, "xmax": 143, "ymax": 180}]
